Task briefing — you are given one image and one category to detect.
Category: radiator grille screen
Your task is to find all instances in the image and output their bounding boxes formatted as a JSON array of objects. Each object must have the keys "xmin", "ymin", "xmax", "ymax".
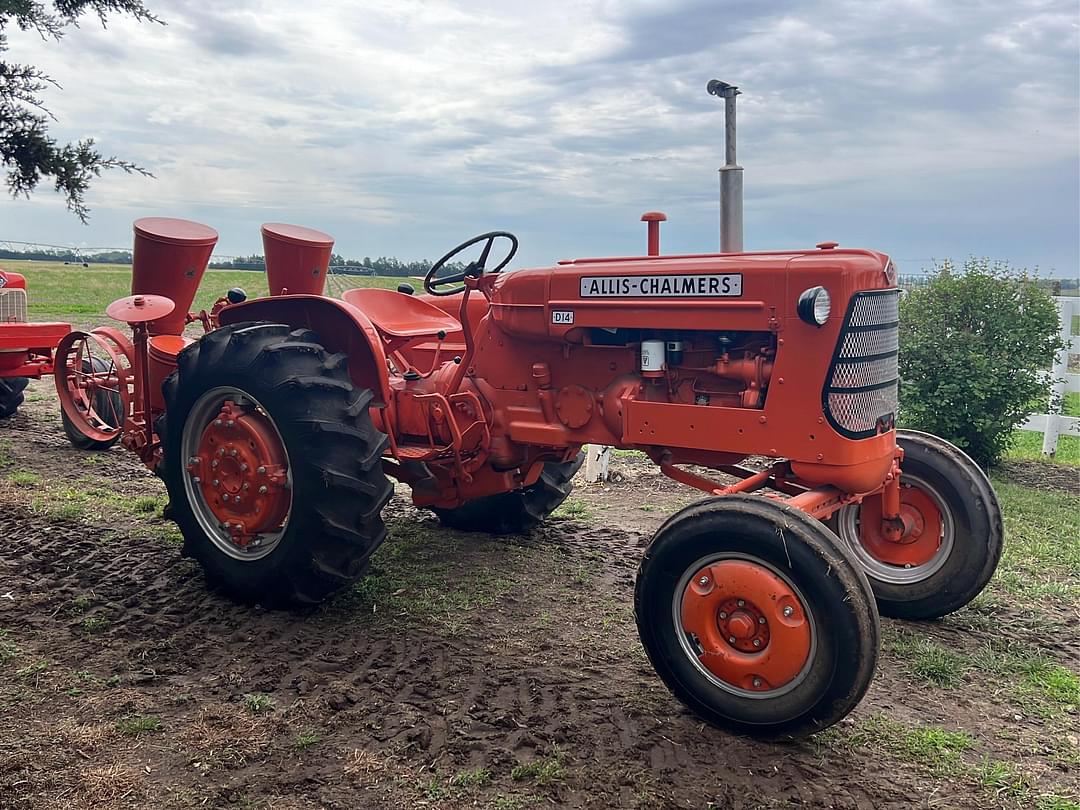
[
  {"xmin": 0, "ymin": 289, "xmax": 27, "ymax": 324},
  {"xmin": 823, "ymin": 289, "xmax": 900, "ymax": 438}
]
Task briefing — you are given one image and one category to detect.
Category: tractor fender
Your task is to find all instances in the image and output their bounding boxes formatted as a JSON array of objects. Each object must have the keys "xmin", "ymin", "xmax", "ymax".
[{"xmin": 218, "ymin": 295, "xmax": 392, "ymax": 408}]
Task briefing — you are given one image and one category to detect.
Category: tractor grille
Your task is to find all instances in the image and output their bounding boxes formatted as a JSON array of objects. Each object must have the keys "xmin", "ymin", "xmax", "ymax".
[
  {"xmin": 823, "ymin": 288, "xmax": 900, "ymax": 439},
  {"xmin": 0, "ymin": 288, "xmax": 27, "ymax": 324}
]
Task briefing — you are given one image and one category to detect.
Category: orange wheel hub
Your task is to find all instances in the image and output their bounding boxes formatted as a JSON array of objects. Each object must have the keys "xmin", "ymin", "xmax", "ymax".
[
  {"xmin": 858, "ymin": 486, "xmax": 943, "ymax": 567},
  {"xmin": 186, "ymin": 400, "xmax": 290, "ymax": 548},
  {"xmin": 680, "ymin": 560, "xmax": 812, "ymax": 692}
]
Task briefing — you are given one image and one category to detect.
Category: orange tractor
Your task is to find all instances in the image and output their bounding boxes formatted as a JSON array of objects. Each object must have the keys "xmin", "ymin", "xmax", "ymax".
[{"xmin": 54, "ymin": 212, "xmax": 1003, "ymax": 740}]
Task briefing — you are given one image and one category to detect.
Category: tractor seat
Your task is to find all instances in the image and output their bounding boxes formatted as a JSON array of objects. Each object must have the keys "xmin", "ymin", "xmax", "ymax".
[{"xmin": 342, "ymin": 288, "xmax": 462, "ymax": 340}]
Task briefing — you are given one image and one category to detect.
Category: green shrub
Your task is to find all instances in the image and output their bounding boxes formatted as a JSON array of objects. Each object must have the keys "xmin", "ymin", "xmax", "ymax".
[{"xmin": 898, "ymin": 258, "xmax": 1064, "ymax": 466}]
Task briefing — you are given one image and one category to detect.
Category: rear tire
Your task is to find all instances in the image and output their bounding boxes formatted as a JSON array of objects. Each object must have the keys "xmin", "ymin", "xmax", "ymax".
[
  {"xmin": 0, "ymin": 377, "xmax": 28, "ymax": 420},
  {"xmin": 161, "ymin": 322, "xmax": 393, "ymax": 607},
  {"xmin": 830, "ymin": 429, "xmax": 1003, "ymax": 620},
  {"xmin": 635, "ymin": 495, "xmax": 879, "ymax": 740},
  {"xmin": 432, "ymin": 452, "xmax": 584, "ymax": 534}
]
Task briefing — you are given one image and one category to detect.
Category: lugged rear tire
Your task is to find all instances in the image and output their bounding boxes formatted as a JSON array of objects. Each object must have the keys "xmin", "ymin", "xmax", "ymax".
[
  {"xmin": 0, "ymin": 377, "xmax": 28, "ymax": 420},
  {"xmin": 432, "ymin": 452, "xmax": 584, "ymax": 534},
  {"xmin": 161, "ymin": 322, "xmax": 393, "ymax": 607}
]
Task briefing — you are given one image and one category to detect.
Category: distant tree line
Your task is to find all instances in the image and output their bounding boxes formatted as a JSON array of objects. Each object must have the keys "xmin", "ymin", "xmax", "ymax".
[
  {"xmin": 209, "ymin": 254, "xmax": 438, "ymax": 277},
  {"xmin": 0, "ymin": 247, "xmax": 132, "ymax": 264}
]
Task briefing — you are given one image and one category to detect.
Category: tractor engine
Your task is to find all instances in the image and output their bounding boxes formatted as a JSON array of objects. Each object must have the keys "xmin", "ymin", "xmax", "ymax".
[{"xmin": 596, "ymin": 329, "xmax": 774, "ymax": 410}]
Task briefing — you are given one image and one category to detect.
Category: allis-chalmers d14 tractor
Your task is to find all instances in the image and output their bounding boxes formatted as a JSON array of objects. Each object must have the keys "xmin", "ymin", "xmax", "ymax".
[
  {"xmin": 54, "ymin": 215, "xmax": 1002, "ymax": 740},
  {"xmin": 0, "ymin": 269, "xmax": 70, "ymax": 420}
]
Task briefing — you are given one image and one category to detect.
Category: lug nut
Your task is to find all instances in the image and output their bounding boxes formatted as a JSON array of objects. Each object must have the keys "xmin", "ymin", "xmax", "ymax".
[
  {"xmin": 212, "ymin": 479, "xmax": 220, "ymax": 487},
  {"xmin": 222, "ymin": 494, "xmax": 230, "ymax": 502},
  {"xmin": 226, "ymin": 420, "xmax": 235, "ymax": 428},
  {"xmin": 752, "ymin": 677, "xmax": 763, "ymax": 688},
  {"xmin": 188, "ymin": 456, "xmax": 200, "ymax": 465},
  {"xmin": 698, "ymin": 575, "xmax": 710, "ymax": 586},
  {"xmin": 737, "ymin": 599, "xmax": 745, "ymax": 607},
  {"xmin": 718, "ymin": 611, "xmax": 727, "ymax": 619},
  {"xmin": 758, "ymin": 616, "xmax": 766, "ymax": 625},
  {"xmin": 753, "ymin": 639, "xmax": 762, "ymax": 647},
  {"xmin": 243, "ymin": 483, "xmax": 250, "ymax": 491},
  {"xmin": 192, "ymin": 476, "xmax": 201, "ymax": 484},
  {"xmin": 213, "ymin": 419, "xmax": 222, "ymax": 427},
  {"xmin": 783, "ymin": 606, "xmax": 794, "ymax": 618},
  {"xmin": 258, "ymin": 485, "xmax": 268, "ymax": 494},
  {"xmin": 728, "ymin": 636, "xmax": 737, "ymax": 644},
  {"xmin": 218, "ymin": 448, "xmax": 225, "ymax": 457},
  {"xmin": 240, "ymin": 463, "xmax": 248, "ymax": 472},
  {"xmin": 211, "ymin": 459, "xmax": 219, "ymax": 468},
  {"xmin": 257, "ymin": 466, "xmax": 266, "ymax": 475},
  {"xmin": 230, "ymin": 449, "xmax": 238, "ymax": 457}
]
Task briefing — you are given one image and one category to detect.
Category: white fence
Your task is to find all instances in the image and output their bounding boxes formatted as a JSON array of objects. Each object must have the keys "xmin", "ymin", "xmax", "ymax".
[
  {"xmin": 1020, "ymin": 296, "xmax": 1080, "ymax": 455},
  {"xmin": 582, "ymin": 296, "xmax": 1080, "ymax": 481}
]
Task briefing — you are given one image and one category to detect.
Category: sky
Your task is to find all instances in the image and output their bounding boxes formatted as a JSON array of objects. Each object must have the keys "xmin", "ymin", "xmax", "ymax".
[{"xmin": 1, "ymin": 0, "xmax": 1077, "ymax": 275}]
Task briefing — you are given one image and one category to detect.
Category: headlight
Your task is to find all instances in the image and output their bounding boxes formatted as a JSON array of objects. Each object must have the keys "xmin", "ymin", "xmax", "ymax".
[{"xmin": 798, "ymin": 286, "xmax": 831, "ymax": 326}]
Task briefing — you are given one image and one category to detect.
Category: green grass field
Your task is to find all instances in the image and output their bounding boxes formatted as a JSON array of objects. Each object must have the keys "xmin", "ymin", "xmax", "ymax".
[
  {"xmin": 1005, "ymin": 430, "xmax": 1080, "ymax": 466},
  {"xmin": 2, "ymin": 259, "xmax": 404, "ymax": 326}
]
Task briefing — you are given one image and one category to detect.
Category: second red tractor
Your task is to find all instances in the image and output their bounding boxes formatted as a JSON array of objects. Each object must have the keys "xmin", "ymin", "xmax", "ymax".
[{"xmin": 0, "ymin": 269, "xmax": 70, "ymax": 420}]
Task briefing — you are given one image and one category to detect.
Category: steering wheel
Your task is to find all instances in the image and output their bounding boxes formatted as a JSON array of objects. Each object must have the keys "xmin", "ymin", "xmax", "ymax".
[{"xmin": 424, "ymin": 231, "xmax": 518, "ymax": 296}]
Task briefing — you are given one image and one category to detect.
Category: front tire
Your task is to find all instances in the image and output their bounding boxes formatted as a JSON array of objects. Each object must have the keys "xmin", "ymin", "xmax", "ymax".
[
  {"xmin": 432, "ymin": 452, "xmax": 584, "ymax": 534},
  {"xmin": 161, "ymin": 322, "xmax": 393, "ymax": 607},
  {"xmin": 635, "ymin": 495, "xmax": 879, "ymax": 740},
  {"xmin": 830, "ymin": 429, "xmax": 1003, "ymax": 620},
  {"xmin": 0, "ymin": 377, "xmax": 28, "ymax": 420}
]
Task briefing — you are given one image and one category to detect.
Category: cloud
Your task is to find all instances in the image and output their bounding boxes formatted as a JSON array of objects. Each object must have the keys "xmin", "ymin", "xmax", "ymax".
[{"xmin": 0, "ymin": 0, "xmax": 1075, "ymax": 273}]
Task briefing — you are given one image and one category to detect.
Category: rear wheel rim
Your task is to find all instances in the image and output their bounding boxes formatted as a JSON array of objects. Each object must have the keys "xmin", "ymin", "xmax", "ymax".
[
  {"xmin": 180, "ymin": 386, "xmax": 293, "ymax": 561},
  {"xmin": 673, "ymin": 553, "xmax": 816, "ymax": 699},
  {"xmin": 835, "ymin": 472, "xmax": 954, "ymax": 585}
]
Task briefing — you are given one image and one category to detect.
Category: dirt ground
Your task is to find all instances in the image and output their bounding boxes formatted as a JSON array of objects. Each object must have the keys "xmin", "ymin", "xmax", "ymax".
[{"xmin": 1, "ymin": 380, "xmax": 1077, "ymax": 810}]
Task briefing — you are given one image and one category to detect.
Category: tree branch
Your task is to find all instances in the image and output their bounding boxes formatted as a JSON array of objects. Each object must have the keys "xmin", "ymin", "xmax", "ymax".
[{"xmin": 1, "ymin": 1, "xmax": 159, "ymax": 220}]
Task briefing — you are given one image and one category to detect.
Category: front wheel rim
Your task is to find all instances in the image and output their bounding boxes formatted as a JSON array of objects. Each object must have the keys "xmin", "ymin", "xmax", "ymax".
[
  {"xmin": 180, "ymin": 386, "xmax": 293, "ymax": 561},
  {"xmin": 835, "ymin": 473, "xmax": 955, "ymax": 585},
  {"xmin": 673, "ymin": 553, "xmax": 817, "ymax": 699}
]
